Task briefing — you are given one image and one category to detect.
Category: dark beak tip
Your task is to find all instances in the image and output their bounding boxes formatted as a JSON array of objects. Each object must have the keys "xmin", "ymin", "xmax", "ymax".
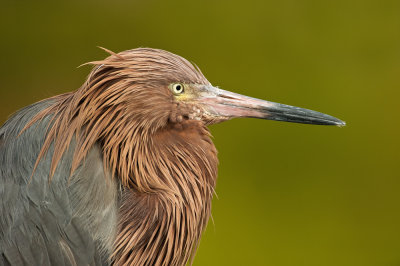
[{"xmin": 336, "ymin": 120, "xmax": 346, "ymax": 127}]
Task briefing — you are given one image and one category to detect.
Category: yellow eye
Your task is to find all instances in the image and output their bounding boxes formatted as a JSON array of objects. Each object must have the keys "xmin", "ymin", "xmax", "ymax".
[{"xmin": 172, "ymin": 83, "xmax": 185, "ymax": 94}]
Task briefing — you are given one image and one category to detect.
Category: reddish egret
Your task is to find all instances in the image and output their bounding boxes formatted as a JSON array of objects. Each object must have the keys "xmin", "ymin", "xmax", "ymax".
[{"xmin": 0, "ymin": 48, "xmax": 344, "ymax": 265}]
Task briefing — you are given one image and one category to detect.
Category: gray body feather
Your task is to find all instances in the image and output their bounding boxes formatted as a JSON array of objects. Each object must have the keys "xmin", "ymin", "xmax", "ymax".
[{"xmin": 0, "ymin": 100, "xmax": 118, "ymax": 266}]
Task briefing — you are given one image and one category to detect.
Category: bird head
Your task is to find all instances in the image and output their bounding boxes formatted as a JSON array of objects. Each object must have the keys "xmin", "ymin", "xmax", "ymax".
[{"xmin": 87, "ymin": 48, "xmax": 345, "ymax": 131}]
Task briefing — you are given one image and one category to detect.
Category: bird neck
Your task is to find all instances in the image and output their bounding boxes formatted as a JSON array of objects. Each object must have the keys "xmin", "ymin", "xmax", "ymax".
[{"xmin": 112, "ymin": 120, "xmax": 218, "ymax": 265}]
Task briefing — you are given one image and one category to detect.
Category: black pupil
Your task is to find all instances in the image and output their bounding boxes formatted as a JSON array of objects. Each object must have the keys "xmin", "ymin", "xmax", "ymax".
[{"xmin": 175, "ymin": 85, "xmax": 182, "ymax": 92}]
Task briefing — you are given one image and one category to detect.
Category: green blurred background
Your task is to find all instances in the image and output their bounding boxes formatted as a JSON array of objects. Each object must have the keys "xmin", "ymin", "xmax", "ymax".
[{"xmin": 1, "ymin": 0, "xmax": 399, "ymax": 265}]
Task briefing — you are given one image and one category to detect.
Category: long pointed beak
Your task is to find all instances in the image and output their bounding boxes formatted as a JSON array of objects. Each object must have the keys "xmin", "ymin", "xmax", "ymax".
[{"xmin": 199, "ymin": 86, "xmax": 345, "ymax": 126}]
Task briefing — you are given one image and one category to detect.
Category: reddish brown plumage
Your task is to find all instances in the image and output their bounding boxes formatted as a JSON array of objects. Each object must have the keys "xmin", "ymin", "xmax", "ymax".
[
  {"xmin": 114, "ymin": 122, "xmax": 217, "ymax": 265},
  {"xmin": 25, "ymin": 48, "xmax": 218, "ymax": 265}
]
